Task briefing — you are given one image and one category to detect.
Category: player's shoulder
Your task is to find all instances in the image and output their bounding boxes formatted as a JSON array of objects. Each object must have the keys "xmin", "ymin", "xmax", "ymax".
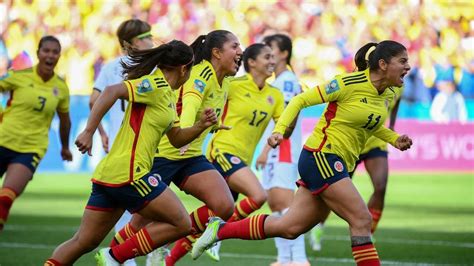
[
  {"xmin": 192, "ymin": 60, "xmax": 214, "ymax": 82},
  {"xmin": 229, "ymin": 74, "xmax": 249, "ymax": 83},
  {"xmin": 338, "ymin": 70, "xmax": 369, "ymax": 87},
  {"xmin": 11, "ymin": 67, "xmax": 34, "ymax": 77}
]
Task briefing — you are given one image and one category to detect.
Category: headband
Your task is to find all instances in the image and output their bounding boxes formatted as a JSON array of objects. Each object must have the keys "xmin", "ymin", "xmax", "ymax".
[
  {"xmin": 134, "ymin": 31, "xmax": 152, "ymax": 40},
  {"xmin": 365, "ymin": 45, "xmax": 377, "ymax": 61}
]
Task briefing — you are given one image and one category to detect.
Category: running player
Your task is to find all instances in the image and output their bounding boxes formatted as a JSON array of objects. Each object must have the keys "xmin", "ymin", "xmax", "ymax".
[
  {"xmin": 204, "ymin": 43, "xmax": 285, "ymax": 261},
  {"xmin": 111, "ymin": 30, "xmax": 243, "ymax": 266},
  {"xmin": 192, "ymin": 40, "xmax": 413, "ymax": 266},
  {"xmin": 0, "ymin": 36, "xmax": 72, "ymax": 231},
  {"xmin": 309, "ymin": 43, "xmax": 404, "ymax": 251},
  {"xmin": 90, "ymin": 18, "xmax": 154, "ymax": 266},
  {"xmin": 255, "ymin": 34, "xmax": 309, "ymax": 266}
]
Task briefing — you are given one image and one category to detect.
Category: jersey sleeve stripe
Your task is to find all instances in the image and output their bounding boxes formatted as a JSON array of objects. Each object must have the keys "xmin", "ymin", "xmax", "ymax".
[
  {"xmin": 344, "ymin": 78, "xmax": 368, "ymax": 86},
  {"xmin": 200, "ymin": 66, "xmax": 210, "ymax": 77},
  {"xmin": 341, "ymin": 72, "xmax": 364, "ymax": 82},
  {"xmin": 316, "ymin": 86, "xmax": 326, "ymax": 102},
  {"xmin": 184, "ymin": 91, "xmax": 203, "ymax": 100},
  {"xmin": 125, "ymin": 80, "xmax": 135, "ymax": 102}
]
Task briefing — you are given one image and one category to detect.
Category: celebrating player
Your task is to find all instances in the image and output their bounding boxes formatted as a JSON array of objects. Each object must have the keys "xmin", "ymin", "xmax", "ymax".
[
  {"xmin": 44, "ymin": 40, "xmax": 218, "ymax": 265},
  {"xmin": 192, "ymin": 40, "xmax": 413, "ymax": 266},
  {"xmin": 0, "ymin": 36, "xmax": 72, "ymax": 231},
  {"xmin": 204, "ymin": 43, "xmax": 285, "ymax": 260}
]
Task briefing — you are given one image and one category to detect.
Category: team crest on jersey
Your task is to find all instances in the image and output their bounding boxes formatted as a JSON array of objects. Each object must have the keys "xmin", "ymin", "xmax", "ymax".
[
  {"xmin": 148, "ymin": 174, "xmax": 161, "ymax": 187},
  {"xmin": 194, "ymin": 79, "xmax": 206, "ymax": 93},
  {"xmin": 230, "ymin": 156, "xmax": 241, "ymax": 164},
  {"xmin": 284, "ymin": 81, "xmax": 293, "ymax": 92},
  {"xmin": 267, "ymin": 95, "xmax": 274, "ymax": 105},
  {"xmin": 325, "ymin": 79, "xmax": 340, "ymax": 94},
  {"xmin": 137, "ymin": 79, "xmax": 153, "ymax": 93},
  {"xmin": 53, "ymin": 87, "xmax": 59, "ymax": 97},
  {"xmin": 334, "ymin": 161, "xmax": 344, "ymax": 172}
]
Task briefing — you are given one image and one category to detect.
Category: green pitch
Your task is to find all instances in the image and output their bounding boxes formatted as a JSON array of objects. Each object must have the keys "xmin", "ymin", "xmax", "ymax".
[{"xmin": 0, "ymin": 171, "xmax": 473, "ymax": 265}]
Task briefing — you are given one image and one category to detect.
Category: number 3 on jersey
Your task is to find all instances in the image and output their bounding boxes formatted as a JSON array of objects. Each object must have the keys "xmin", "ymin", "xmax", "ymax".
[
  {"xmin": 362, "ymin": 113, "xmax": 381, "ymax": 130},
  {"xmin": 33, "ymin": 96, "xmax": 47, "ymax": 112}
]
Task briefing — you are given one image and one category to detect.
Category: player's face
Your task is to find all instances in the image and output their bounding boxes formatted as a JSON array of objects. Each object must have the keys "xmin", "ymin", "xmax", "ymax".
[
  {"xmin": 268, "ymin": 41, "xmax": 286, "ymax": 66},
  {"xmin": 37, "ymin": 41, "xmax": 60, "ymax": 74},
  {"xmin": 217, "ymin": 34, "xmax": 242, "ymax": 76},
  {"xmin": 252, "ymin": 46, "xmax": 275, "ymax": 79},
  {"xmin": 386, "ymin": 50, "xmax": 410, "ymax": 87},
  {"xmin": 132, "ymin": 36, "xmax": 154, "ymax": 50}
]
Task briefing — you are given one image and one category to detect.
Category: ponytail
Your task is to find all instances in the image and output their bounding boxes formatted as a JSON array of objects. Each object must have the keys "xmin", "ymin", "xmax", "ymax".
[
  {"xmin": 122, "ymin": 40, "xmax": 194, "ymax": 80},
  {"xmin": 354, "ymin": 40, "xmax": 407, "ymax": 71}
]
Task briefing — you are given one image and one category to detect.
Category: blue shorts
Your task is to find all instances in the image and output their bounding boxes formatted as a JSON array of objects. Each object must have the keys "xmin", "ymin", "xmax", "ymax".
[
  {"xmin": 297, "ymin": 149, "xmax": 349, "ymax": 195},
  {"xmin": 210, "ymin": 153, "xmax": 247, "ymax": 180},
  {"xmin": 349, "ymin": 147, "xmax": 388, "ymax": 178},
  {"xmin": 86, "ymin": 173, "xmax": 167, "ymax": 213},
  {"xmin": 0, "ymin": 146, "xmax": 40, "ymax": 177},
  {"xmin": 151, "ymin": 155, "xmax": 215, "ymax": 189}
]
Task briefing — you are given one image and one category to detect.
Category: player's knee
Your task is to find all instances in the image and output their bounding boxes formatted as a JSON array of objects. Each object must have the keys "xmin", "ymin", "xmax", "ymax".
[
  {"xmin": 175, "ymin": 214, "xmax": 193, "ymax": 236},
  {"xmin": 73, "ymin": 233, "xmax": 101, "ymax": 253},
  {"xmin": 351, "ymin": 211, "xmax": 372, "ymax": 231},
  {"xmin": 212, "ymin": 199, "xmax": 234, "ymax": 220},
  {"xmin": 280, "ymin": 224, "xmax": 303, "ymax": 240},
  {"xmin": 252, "ymin": 192, "xmax": 267, "ymax": 207},
  {"xmin": 373, "ymin": 181, "xmax": 387, "ymax": 196}
]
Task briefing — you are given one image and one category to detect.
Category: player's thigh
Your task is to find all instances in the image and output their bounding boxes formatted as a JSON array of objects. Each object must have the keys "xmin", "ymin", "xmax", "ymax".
[
  {"xmin": 3, "ymin": 163, "xmax": 34, "ymax": 194},
  {"xmin": 138, "ymin": 187, "xmax": 189, "ymax": 226},
  {"xmin": 364, "ymin": 156, "xmax": 389, "ymax": 190},
  {"xmin": 227, "ymin": 166, "xmax": 265, "ymax": 200},
  {"xmin": 320, "ymin": 178, "xmax": 369, "ymax": 226},
  {"xmin": 265, "ymin": 186, "xmax": 328, "ymax": 238}
]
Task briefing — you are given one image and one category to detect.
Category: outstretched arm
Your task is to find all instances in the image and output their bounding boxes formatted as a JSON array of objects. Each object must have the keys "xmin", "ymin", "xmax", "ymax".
[{"xmin": 57, "ymin": 111, "xmax": 72, "ymax": 161}]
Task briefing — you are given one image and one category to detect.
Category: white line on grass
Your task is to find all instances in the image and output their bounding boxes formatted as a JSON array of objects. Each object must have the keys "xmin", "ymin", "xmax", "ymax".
[
  {"xmin": 0, "ymin": 242, "xmax": 460, "ymax": 266},
  {"xmin": 7, "ymin": 225, "xmax": 473, "ymax": 249}
]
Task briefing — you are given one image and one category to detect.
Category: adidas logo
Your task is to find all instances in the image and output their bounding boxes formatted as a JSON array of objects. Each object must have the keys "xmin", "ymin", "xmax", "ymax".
[
  {"xmin": 136, "ymin": 166, "xmax": 141, "ymax": 172},
  {"xmin": 245, "ymin": 93, "xmax": 251, "ymax": 98},
  {"xmin": 209, "ymin": 93, "xmax": 214, "ymax": 99},
  {"xmin": 360, "ymin": 98, "xmax": 368, "ymax": 104}
]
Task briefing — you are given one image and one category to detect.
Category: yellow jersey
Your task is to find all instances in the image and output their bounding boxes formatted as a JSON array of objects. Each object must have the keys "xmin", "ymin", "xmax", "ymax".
[
  {"xmin": 157, "ymin": 60, "xmax": 229, "ymax": 160},
  {"xmin": 92, "ymin": 69, "xmax": 179, "ymax": 186},
  {"xmin": 207, "ymin": 74, "xmax": 285, "ymax": 165},
  {"xmin": 0, "ymin": 66, "xmax": 69, "ymax": 157},
  {"xmin": 361, "ymin": 86, "xmax": 404, "ymax": 154},
  {"xmin": 274, "ymin": 69, "xmax": 399, "ymax": 171}
]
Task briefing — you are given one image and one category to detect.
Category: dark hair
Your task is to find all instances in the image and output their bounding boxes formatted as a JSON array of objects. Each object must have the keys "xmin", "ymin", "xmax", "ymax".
[
  {"xmin": 262, "ymin": 34, "xmax": 292, "ymax": 65},
  {"xmin": 117, "ymin": 19, "xmax": 151, "ymax": 49},
  {"xmin": 243, "ymin": 43, "xmax": 269, "ymax": 72},
  {"xmin": 354, "ymin": 40, "xmax": 406, "ymax": 71},
  {"xmin": 190, "ymin": 30, "xmax": 233, "ymax": 65},
  {"xmin": 121, "ymin": 40, "xmax": 194, "ymax": 80},
  {"xmin": 38, "ymin": 35, "xmax": 61, "ymax": 52}
]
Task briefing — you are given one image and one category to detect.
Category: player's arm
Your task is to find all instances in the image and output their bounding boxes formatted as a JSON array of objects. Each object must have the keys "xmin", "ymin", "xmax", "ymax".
[
  {"xmin": 90, "ymin": 88, "xmax": 109, "ymax": 152},
  {"xmin": 373, "ymin": 126, "xmax": 412, "ymax": 151},
  {"xmin": 76, "ymin": 83, "xmax": 127, "ymax": 155},
  {"xmin": 57, "ymin": 111, "xmax": 72, "ymax": 161},
  {"xmin": 389, "ymin": 98, "xmax": 401, "ymax": 130},
  {"xmin": 269, "ymin": 87, "xmax": 325, "ymax": 147},
  {"xmin": 166, "ymin": 108, "xmax": 217, "ymax": 148}
]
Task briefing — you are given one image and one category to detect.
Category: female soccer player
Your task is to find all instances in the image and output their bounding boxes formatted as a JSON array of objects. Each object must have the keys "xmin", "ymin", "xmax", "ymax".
[
  {"xmin": 112, "ymin": 30, "xmax": 243, "ymax": 265},
  {"xmin": 310, "ymin": 43, "xmax": 404, "ymax": 251},
  {"xmin": 89, "ymin": 18, "xmax": 154, "ymax": 266},
  {"xmin": 44, "ymin": 40, "xmax": 218, "ymax": 265},
  {"xmin": 255, "ymin": 34, "xmax": 309, "ymax": 266},
  {"xmin": 203, "ymin": 43, "xmax": 285, "ymax": 260},
  {"xmin": 192, "ymin": 40, "xmax": 413, "ymax": 266},
  {"xmin": 0, "ymin": 36, "xmax": 72, "ymax": 231}
]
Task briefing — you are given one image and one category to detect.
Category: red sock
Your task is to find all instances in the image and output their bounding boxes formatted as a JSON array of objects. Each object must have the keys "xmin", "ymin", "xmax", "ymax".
[
  {"xmin": 369, "ymin": 208, "xmax": 382, "ymax": 234},
  {"xmin": 190, "ymin": 205, "xmax": 215, "ymax": 233},
  {"xmin": 352, "ymin": 243, "xmax": 380, "ymax": 266},
  {"xmin": 110, "ymin": 228, "xmax": 155, "ymax": 263},
  {"xmin": 0, "ymin": 187, "xmax": 17, "ymax": 229},
  {"xmin": 165, "ymin": 235, "xmax": 196, "ymax": 265},
  {"xmin": 228, "ymin": 197, "xmax": 261, "ymax": 222},
  {"xmin": 110, "ymin": 222, "xmax": 138, "ymax": 247},
  {"xmin": 217, "ymin": 214, "xmax": 268, "ymax": 240},
  {"xmin": 44, "ymin": 259, "xmax": 62, "ymax": 266}
]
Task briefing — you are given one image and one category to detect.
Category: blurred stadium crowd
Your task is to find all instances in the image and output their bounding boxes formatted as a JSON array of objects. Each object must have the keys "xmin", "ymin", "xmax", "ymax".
[{"xmin": 0, "ymin": 0, "xmax": 473, "ymax": 120}]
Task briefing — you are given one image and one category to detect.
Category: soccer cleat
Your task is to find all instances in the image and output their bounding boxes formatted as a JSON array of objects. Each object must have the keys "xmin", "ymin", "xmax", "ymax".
[
  {"xmin": 191, "ymin": 216, "xmax": 224, "ymax": 260},
  {"xmin": 309, "ymin": 225, "xmax": 323, "ymax": 251},
  {"xmin": 288, "ymin": 261, "xmax": 311, "ymax": 266},
  {"xmin": 95, "ymin": 248, "xmax": 120, "ymax": 266},
  {"xmin": 205, "ymin": 240, "xmax": 221, "ymax": 261},
  {"xmin": 146, "ymin": 245, "xmax": 170, "ymax": 266}
]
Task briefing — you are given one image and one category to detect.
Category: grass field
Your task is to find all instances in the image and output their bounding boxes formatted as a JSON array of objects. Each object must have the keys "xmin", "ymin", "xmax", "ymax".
[{"xmin": 0, "ymin": 171, "xmax": 473, "ymax": 266}]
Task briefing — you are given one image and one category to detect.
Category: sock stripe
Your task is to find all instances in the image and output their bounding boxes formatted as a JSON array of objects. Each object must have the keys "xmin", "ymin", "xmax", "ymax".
[
  {"xmin": 355, "ymin": 255, "xmax": 380, "ymax": 263},
  {"xmin": 138, "ymin": 230, "xmax": 153, "ymax": 253},
  {"xmin": 125, "ymin": 224, "xmax": 136, "ymax": 238},
  {"xmin": 192, "ymin": 210, "xmax": 206, "ymax": 232},
  {"xmin": 115, "ymin": 234, "xmax": 125, "ymax": 244},
  {"xmin": 44, "ymin": 259, "xmax": 61, "ymax": 266},
  {"xmin": 353, "ymin": 250, "xmax": 378, "ymax": 258},
  {"xmin": 0, "ymin": 187, "xmax": 17, "ymax": 200},
  {"xmin": 353, "ymin": 247, "xmax": 376, "ymax": 255}
]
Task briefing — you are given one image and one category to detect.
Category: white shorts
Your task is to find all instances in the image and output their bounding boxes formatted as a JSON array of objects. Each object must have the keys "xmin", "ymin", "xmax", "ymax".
[{"xmin": 261, "ymin": 162, "xmax": 298, "ymax": 191}]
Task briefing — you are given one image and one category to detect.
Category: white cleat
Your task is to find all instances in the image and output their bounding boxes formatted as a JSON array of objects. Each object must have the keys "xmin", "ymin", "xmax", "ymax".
[
  {"xmin": 308, "ymin": 225, "xmax": 323, "ymax": 251},
  {"xmin": 146, "ymin": 245, "xmax": 170, "ymax": 266},
  {"xmin": 205, "ymin": 240, "xmax": 222, "ymax": 261},
  {"xmin": 191, "ymin": 216, "xmax": 225, "ymax": 260},
  {"xmin": 95, "ymin": 248, "xmax": 120, "ymax": 266}
]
